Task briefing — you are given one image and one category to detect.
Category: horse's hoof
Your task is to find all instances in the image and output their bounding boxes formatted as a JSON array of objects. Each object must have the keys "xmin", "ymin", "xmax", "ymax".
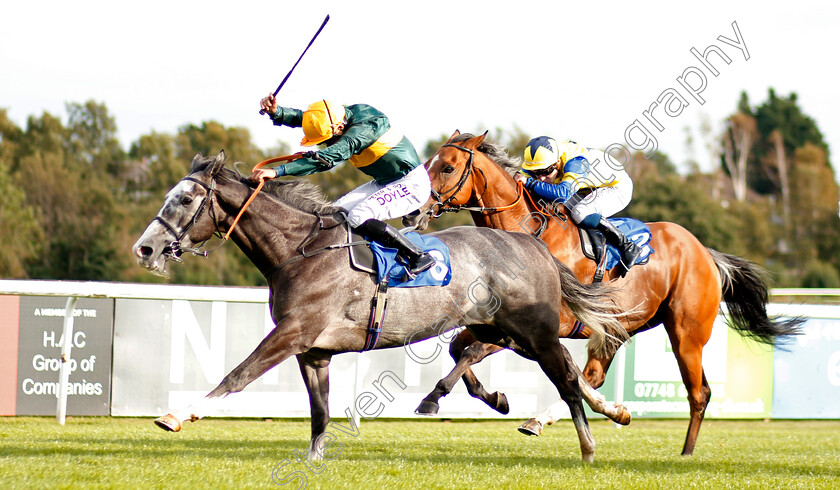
[
  {"xmin": 494, "ymin": 392, "xmax": 510, "ymax": 415},
  {"xmin": 415, "ymin": 400, "xmax": 440, "ymax": 416},
  {"xmin": 517, "ymin": 419, "xmax": 542, "ymax": 436},
  {"xmin": 615, "ymin": 403, "xmax": 632, "ymax": 425},
  {"xmin": 154, "ymin": 414, "xmax": 182, "ymax": 432}
]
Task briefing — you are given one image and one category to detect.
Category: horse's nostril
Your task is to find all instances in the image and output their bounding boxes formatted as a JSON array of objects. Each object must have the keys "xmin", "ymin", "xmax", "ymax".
[{"xmin": 137, "ymin": 246, "xmax": 153, "ymax": 258}]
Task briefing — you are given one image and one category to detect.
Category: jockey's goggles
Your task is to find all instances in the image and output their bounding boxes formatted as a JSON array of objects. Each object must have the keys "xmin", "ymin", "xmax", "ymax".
[{"xmin": 530, "ymin": 165, "xmax": 558, "ymax": 177}]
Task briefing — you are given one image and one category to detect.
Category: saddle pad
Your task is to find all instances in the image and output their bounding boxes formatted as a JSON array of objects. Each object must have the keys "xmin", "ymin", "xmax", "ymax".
[
  {"xmin": 369, "ymin": 233, "xmax": 452, "ymax": 288},
  {"xmin": 602, "ymin": 217, "xmax": 654, "ymax": 271}
]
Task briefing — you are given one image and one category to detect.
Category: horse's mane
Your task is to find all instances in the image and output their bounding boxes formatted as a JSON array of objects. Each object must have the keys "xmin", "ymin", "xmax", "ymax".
[
  {"xmin": 451, "ymin": 133, "xmax": 522, "ymax": 177},
  {"xmin": 191, "ymin": 158, "xmax": 342, "ymax": 216},
  {"xmin": 259, "ymin": 178, "xmax": 343, "ymax": 215}
]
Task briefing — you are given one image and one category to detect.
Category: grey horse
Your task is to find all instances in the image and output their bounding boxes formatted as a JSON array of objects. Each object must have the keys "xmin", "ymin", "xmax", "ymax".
[{"xmin": 132, "ymin": 151, "xmax": 626, "ymax": 463}]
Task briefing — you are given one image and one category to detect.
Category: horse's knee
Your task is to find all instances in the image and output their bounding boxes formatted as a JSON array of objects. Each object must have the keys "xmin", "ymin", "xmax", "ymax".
[
  {"xmin": 449, "ymin": 329, "xmax": 475, "ymax": 361},
  {"xmin": 582, "ymin": 362, "xmax": 606, "ymax": 388}
]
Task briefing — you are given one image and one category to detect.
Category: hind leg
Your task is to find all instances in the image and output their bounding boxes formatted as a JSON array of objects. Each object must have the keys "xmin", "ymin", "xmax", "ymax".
[
  {"xmin": 665, "ymin": 318, "xmax": 713, "ymax": 456},
  {"xmin": 416, "ymin": 333, "xmax": 508, "ymax": 415},
  {"xmin": 581, "ymin": 348, "xmax": 616, "ymax": 389},
  {"xmin": 535, "ymin": 342, "xmax": 596, "ymax": 462}
]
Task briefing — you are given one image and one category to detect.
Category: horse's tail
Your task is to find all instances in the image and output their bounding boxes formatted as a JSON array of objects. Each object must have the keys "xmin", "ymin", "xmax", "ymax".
[
  {"xmin": 708, "ymin": 248, "xmax": 804, "ymax": 347},
  {"xmin": 551, "ymin": 257, "xmax": 628, "ymax": 358}
]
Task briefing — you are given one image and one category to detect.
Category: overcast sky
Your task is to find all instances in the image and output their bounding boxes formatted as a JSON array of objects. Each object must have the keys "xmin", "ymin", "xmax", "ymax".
[{"xmin": 3, "ymin": 1, "xmax": 839, "ymax": 175}]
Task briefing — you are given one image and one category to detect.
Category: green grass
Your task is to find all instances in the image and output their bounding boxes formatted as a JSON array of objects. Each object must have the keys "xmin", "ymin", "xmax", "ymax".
[{"xmin": 0, "ymin": 417, "xmax": 838, "ymax": 489}]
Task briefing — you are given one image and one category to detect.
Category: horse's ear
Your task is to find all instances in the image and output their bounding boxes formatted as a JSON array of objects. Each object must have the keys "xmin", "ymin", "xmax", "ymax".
[
  {"xmin": 209, "ymin": 150, "xmax": 226, "ymax": 177},
  {"xmin": 465, "ymin": 131, "xmax": 487, "ymax": 148},
  {"xmin": 190, "ymin": 153, "xmax": 205, "ymax": 172},
  {"xmin": 444, "ymin": 129, "xmax": 461, "ymax": 144}
]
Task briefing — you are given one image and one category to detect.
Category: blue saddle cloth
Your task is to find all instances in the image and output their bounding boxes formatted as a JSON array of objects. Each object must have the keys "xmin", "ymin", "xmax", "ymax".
[
  {"xmin": 369, "ymin": 233, "xmax": 452, "ymax": 288},
  {"xmin": 604, "ymin": 217, "xmax": 654, "ymax": 271}
]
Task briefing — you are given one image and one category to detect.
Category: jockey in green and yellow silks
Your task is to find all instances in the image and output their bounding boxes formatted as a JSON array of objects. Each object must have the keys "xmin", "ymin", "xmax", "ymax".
[
  {"xmin": 250, "ymin": 96, "xmax": 435, "ymax": 275},
  {"xmin": 514, "ymin": 136, "xmax": 641, "ymax": 275}
]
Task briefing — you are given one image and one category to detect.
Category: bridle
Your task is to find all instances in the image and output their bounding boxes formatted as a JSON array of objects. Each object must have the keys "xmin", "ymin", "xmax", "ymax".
[
  {"xmin": 152, "ymin": 153, "xmax": 307, "ymax": 263},
  {"xmin": 154, "ymin": 169, "xmax": 358, "ymax": 278},
  {"xmin": 153, "ymin": 176, "xmax": 225, "ymax": 262},
  {"xmin": 429, "ymin": 143, "xmax": 526, "ymax": 218}
]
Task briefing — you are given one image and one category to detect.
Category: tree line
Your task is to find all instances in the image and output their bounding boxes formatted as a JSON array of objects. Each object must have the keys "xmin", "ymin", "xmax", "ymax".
[{"xmin": 1, "ymin": 89, "xmax": 837, "ymax": 287}]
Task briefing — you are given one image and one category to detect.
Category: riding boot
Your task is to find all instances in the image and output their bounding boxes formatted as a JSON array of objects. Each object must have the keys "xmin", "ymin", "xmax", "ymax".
[
  {"xmin": 597, "ymin": 217, "xmax": 641, "ymax": 275},
  {"xmin": 358, "ymin": 219, "xmax": 436, "ymax": 275}
]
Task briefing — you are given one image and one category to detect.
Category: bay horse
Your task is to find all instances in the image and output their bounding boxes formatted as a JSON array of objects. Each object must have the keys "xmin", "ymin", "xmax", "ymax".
[
  {"xmin": 132, "ymin": 151, "xmax": 628, "ymax": 463},
  {"xmin": 404, "ymin": 131, "xmax": 803, "ymax": 456}
]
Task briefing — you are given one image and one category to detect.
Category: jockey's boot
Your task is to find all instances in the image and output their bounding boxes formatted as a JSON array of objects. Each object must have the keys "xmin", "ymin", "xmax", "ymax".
[
  {"xmin": 358, "ymin": 219, "xmax": 436, "ymax": 275},
  {"xmin": 597, "ymin": 217, "xmax": 642, "ymax": 276}
]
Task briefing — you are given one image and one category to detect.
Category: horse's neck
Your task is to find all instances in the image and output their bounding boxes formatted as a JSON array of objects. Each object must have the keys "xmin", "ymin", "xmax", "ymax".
[
  {"xmin": 470, "ymin": 160, "xmax": 527, "ymax": 229},
  {"xmin": 470, "ymin": 162, "xmax": 580, "ymax": 260},
  {"xmin": 220, "ymin": 190, "xmax": 335, "ymax": 275}
]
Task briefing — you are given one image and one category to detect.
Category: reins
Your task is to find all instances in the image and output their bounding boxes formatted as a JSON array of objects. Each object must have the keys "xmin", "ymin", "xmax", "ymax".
[
  {"xmin": 160, "ymin": 152, "xmax": 360, "ymax": 277},
  {"xmin": 158, "ymin": 152, "xmax": 306, "ymax": 262},
  {"xmin": 223, "ymin": 152, "xmax": 306, "ymax": 240}
]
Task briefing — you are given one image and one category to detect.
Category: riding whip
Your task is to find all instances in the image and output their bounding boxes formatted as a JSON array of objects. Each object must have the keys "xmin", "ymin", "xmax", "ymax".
[{"xmin": 259, "ymin": 14, "xmax": 330, "ymax": 115}]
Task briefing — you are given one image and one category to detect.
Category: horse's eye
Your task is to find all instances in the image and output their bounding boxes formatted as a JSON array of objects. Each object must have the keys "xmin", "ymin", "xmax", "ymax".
[
  {"xmin": 181, "ymin": 196, "xmax": 194, "ymax": 206},
  {"xmin": 443, "ymin": 165, "xmax": 456, "ymax": 174}
]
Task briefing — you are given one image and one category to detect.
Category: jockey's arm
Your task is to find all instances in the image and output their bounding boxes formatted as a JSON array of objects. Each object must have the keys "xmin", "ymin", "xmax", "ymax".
[
  {"xmin": 267, "ymin": 106, "xmax": 304, "ymax": 128},
  {"xmin": 525, "ymin": 156, "xmax": 591, "ymax": 203},
  {"xmin": 273, "ymin": 154, "xmax": 334, "ymax": 177},
  {"xmin": 525, "ymin": 178, "xmax": 574, "ymax": 202}
]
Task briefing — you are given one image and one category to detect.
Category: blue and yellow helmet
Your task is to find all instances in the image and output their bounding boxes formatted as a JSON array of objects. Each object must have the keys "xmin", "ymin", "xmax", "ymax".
[{"xmin": 522, "ymin": 136, "xmax": 560, "ymax": 171}]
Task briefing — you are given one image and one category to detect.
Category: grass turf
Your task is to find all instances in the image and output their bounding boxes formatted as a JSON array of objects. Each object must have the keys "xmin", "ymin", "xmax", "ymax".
[{"xmin": 0, "ymin": 417, "xmax": 838, "ymax": 489}]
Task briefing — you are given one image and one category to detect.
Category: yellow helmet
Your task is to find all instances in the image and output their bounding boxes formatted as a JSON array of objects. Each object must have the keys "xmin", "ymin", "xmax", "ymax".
[
  {"xmin": 522, "ymin": 136, "xmax": 560, "ymax": 171},
  {"xmin": 300, "ymin": 100, "xmax": 346, "ymax": 146}
]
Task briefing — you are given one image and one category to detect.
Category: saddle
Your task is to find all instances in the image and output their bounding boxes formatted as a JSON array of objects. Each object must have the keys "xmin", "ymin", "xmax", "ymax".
[{"xmin": 577, "ymin": 217, "xmax": 654, "ymax": 283}]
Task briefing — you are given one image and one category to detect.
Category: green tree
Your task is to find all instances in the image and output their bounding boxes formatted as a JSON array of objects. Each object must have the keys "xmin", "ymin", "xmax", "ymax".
[
  {"xmin": 0, "ymin": 156, "xmax": 43, "ymax": 278},
  {"xmin": 175, "ymin": 121, "xmax": 266, "ymax": 166},
  {"xmin": 625, "ymin": 151, "xmax": 748, "ymax": 256},
  {"xmin": 718, "ymin": 89, "xmax": 839, "ymax": 282},
  {"xmin": 10, "ymin": 104, "xmax": 132, "ymax": 281},
  {"xmin": 65, "ymin": 101, "xmax": 126, "ymax": 179}
]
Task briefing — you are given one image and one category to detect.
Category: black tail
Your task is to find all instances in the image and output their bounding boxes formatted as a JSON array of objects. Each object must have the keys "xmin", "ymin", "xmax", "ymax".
[{"xmin": 708, "ymin": 248, "xmax": 803, "ymax": 347}]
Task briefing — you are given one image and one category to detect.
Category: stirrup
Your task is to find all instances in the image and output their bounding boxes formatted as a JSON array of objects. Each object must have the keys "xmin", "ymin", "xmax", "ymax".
[
  {"xmin": 397, "ymin": 252, "xmax": 435, "ymax": 277},
  {"xmin": 618, "ymin": 245, "xmax": 641, "ymax": 276}
]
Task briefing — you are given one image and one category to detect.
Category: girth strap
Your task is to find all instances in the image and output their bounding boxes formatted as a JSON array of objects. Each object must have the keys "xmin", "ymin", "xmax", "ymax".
[{"xmin": 362, "ymin": 279, "xmax": 389, "ymax": 351}]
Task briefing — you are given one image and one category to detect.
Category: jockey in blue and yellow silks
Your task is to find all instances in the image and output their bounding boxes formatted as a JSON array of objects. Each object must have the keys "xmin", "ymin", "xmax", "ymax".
[
  {"xmin": 250, "ymin": 96, "xmax": 435, "ymax": 275},
  {"xmin": 514, "ymin": 136, "xmax": 641, "ymax": 274}
]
